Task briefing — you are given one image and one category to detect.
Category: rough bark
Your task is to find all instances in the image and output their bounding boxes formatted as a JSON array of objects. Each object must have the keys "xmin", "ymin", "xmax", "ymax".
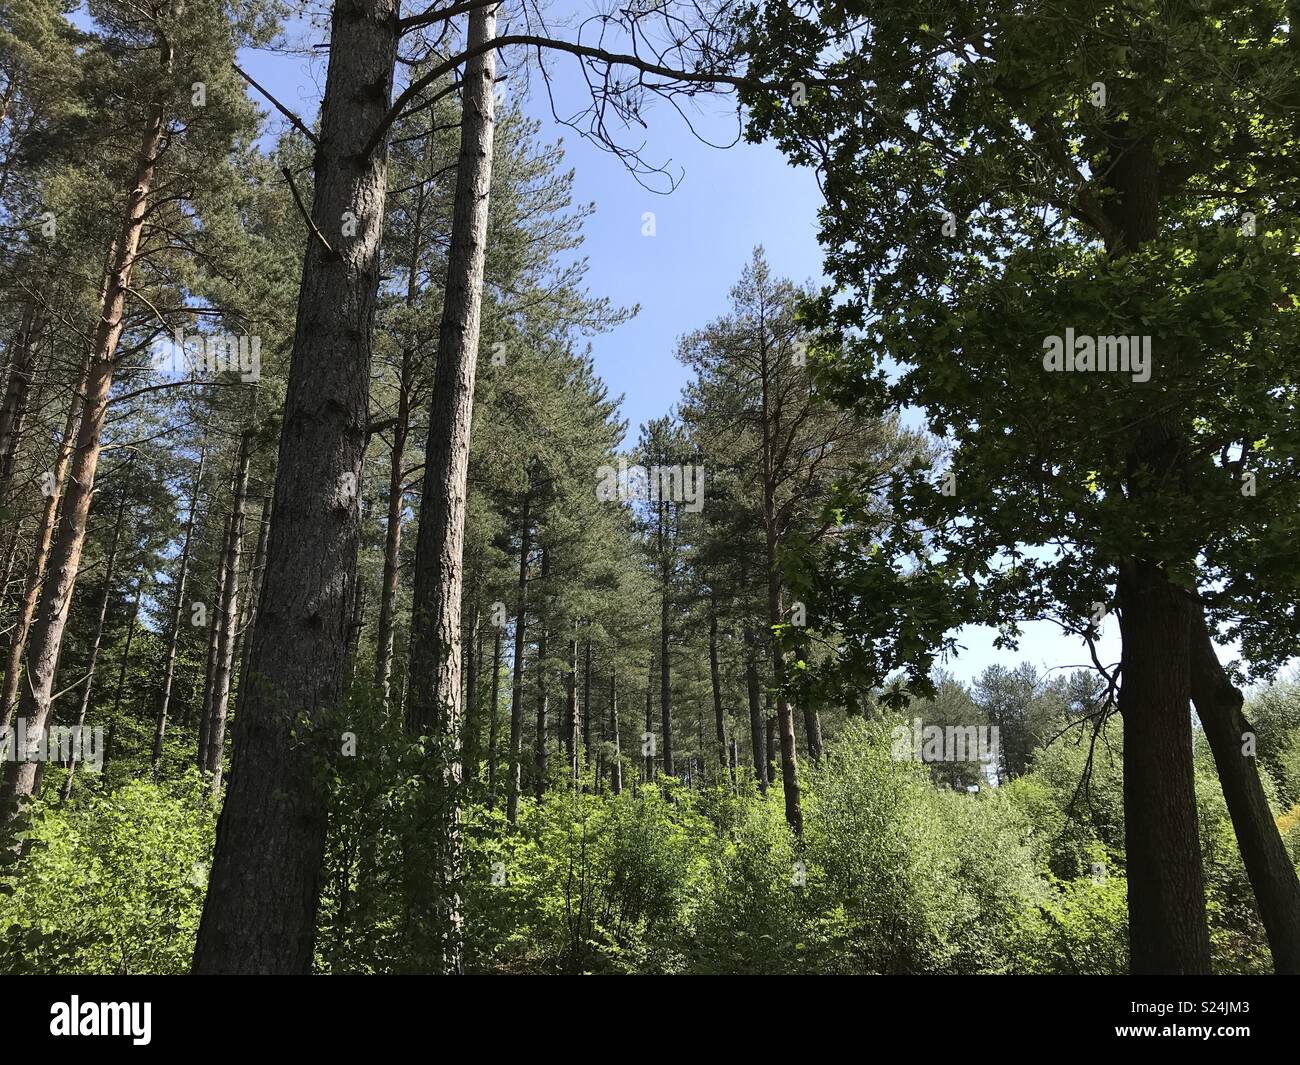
[
  {"xmin": 1190, "ymin": 609, "xmax": 1300, "ymax": 973},
  {"xmin": 399, "ymin": 1, "xmax": 497, "ymax": 974},
  {"xmin": 193, "ymin": 0, "xmax": 398, "ymax": 974},
  {"xmin": 1117, "ymin": 558, "xmax": 1210, "ymax": 973}
]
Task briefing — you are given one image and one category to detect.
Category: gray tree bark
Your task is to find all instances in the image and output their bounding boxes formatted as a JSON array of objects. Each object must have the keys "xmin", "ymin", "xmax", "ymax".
[{"xmin": 193, "ymin": 0, "xmax": 399, "ymax": 973}]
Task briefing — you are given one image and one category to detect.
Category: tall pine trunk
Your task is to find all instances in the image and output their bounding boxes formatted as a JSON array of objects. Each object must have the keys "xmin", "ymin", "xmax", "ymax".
[
  {"xmin": 1, "ymin": 63, "xmax": 170, "ymax": 815},
  {"xmin": 0, "ymin": 356, "xmax": 87, "ymax": 732},
  {"xmin": 400, "ymin": 0, "xmax": 498, "ymax": 974},
  {"xmin": 193, "ymin": 0, "xmax": 398, "ymax": 973}
]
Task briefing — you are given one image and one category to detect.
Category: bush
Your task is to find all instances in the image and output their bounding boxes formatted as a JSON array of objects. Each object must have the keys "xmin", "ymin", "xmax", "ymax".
[{"xmin": 0, "ymin": 772, "xmax": 215, "ymax": 974}]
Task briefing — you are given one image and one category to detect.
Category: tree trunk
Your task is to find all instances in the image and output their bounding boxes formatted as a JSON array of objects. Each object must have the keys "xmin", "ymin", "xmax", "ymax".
[
  {"xmin": 197, "ymin": 514, "xmax": 230, "ymax": 773},
  {"xmin": 802, "ymin": 684, "xmax": 824, "ymax": 763},
  {"xmin": 487, "ymin": 624, "xmax": 502, "ymax": 807},
  {"xmin": 0, "ymin": 298, "xmax": 44, "ymax": 505},
  {"xmin": 766, "ymin": 552, "xmax": 801, "ymax": 835},
  {"xmin": 462, "ymin": 596, "xmax": 481, "ymax": 783},
  {"xmin": 658, "ymin": 507, "xmax": 673, "ymax": 778},
  {"xmin": 609, "ymin": 662, "xmax": 622, "ymax": 795},
  {"xmin": 565, "ymin": 631, "xmax": 578, "ymax": 781},
  {"xmin": 743, "ymin": 625, "xmax": 766, "ymax": 794},
  {"xmin": 57, "ymin": 491, "xmax": 127, "ymax": 800},
  {"xmin": 67, "ymin": 574, "xmax": 141, "ymax": 799},
  {"xmin": 1117, "ymin": 558, "xmax": 1210, "ymax": 973},
  {"xmin": 204, "ymin": 430, "xmax": 253, "ymax": 798},
  {"xmin": 709, "ymin": 606, "xmax": 728, "ymax": 780},
  {"xmin": 0, "ymin": 66, "xmax": 170, "ymax": 816},
  {"xmin": 1190, "ymin": 608, "xmax": 1300, "ymax": 973},
  {"xmin": 506, "ymin": 494, "xmax": 531, "ymax": 825},
  {"xmin": 644, "ymin": 649, "xmax": 655, "ymax": 783},
  {"xmin": 193, "ymin": 0, "xmax": 399, "ymax": 974},
  {"xmin": 374, "ymin": 117, "xmax": 431, "ymax": 707},
  {"xmin": 534, "ymin": 546, "xmax": 550, "ymax": 801},
  {"xmin": 399, "ymin": 1, "xmax": 498, "ymax": 975},
  {"xmin": 152, "ymin": 448, "xmax": 204, "ymax": 766},
  {"xmin": 0, "ymin": 355, "xmax": 87, "ymax": 733},
  {"xmin": 581, "ymin": 633, "xmax": 591, "ymax": 759}
]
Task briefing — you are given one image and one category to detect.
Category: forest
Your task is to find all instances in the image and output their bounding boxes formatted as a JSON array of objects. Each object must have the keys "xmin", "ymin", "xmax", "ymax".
[{"xmin": 1, "ymin": 0, "xmax": 1299, "ymax": 980}]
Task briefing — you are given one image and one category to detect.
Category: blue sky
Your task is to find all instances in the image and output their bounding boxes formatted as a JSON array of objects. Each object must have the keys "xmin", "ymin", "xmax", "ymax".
[{"xmin": 234, "ymin": 13, "xmax": 1132, "ymax": 685}]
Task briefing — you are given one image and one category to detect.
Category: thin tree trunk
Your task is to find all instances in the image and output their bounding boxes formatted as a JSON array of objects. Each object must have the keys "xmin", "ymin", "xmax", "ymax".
[
  {"xmin": 658, "ymin": 505, "xmax": 673, "ymax": 778},
  {"xmin": 709, "ymin": 606, "xmax": 728, "ymax": 780},
  {"xmin": 487, "ymin": 624, "xmax": 502, "ymax": 807},
  {"xmin": 197, "ymin": 514, "xmax": 231, "ymax": 773},
  {"xmin": 1, "ymin": 63, "xmax": 170, "ymax": 816},
  {"xmin": 644, "ymin": 650, "xmax": 655, "ymax": 783},
  {"xmin": 204, "ymin": 430, "xmax": 253, "ymax": 798},
  {"xmin": 234, "ymin": 496, "xmax": 271, "ymax": 707},
  {"xmin": 565, "ymin": 630, "xmax": 577, "ymax": 781},
  {"xmin": 57, "ymin": 491, "xmax": 128, "ymax": 799},
  {"xmin": 743, "ymin": 625, "xmax": 766, "ymax": 794},
  {"xmin": 152, "ymin": 448, "xmax": 205, "ymax": 766},
  {"xmin": 609, "ymin": 663, "xmax": 622, "ymax": 795},
  {"xmin": 374, "ymin": 120, "xmax": 431, "ymax": 706},
  {"xmin": 1191, "ymin": 609, "xmax": 1300, "ymax": 973},
  {"xmin": 67, "ymin": 574, "xmax": 141, "ymax": 799},
  {"xmin": 373, "ymin": 376, "xmax": 407, "ymax": 705},
  {"xmin": 400, "ymin": 1, "xmax": 498, "ymax": 975},
  {"xmin": 0, "ymin": 298, "xmax": 44, "ymax": 504},
  {"xmin": 534, "ymin": 546, "xmax": 550, "ymax": 801},
  {"xmin": 506, "ymin": 494, "xmax": 531, "ymax": 825},
  {"xmin": 0, "ymin": 352, "xmax": 90, "ymax": 733},
  {"xmin": 581, "ymin": 632, "xmax": 591, "ymax": 758},
  {"xmin": 194, "ymin": 0, "xmax": 399, "ymax": 974},
  {"xmin": 462, "ymin": 596, "xmax": 481, "ymax": 783}
]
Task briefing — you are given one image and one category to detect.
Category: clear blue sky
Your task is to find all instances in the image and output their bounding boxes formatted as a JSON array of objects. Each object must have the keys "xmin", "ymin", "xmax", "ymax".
[{"xmin": 232, "ymin": 10, "xmax": 1192, "ymax": 687}]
